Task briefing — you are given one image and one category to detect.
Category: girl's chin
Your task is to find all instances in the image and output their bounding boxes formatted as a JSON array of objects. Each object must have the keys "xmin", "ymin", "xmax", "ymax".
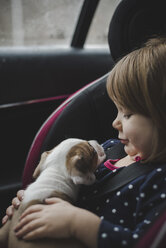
[{"xmin": 124, "ymin": 145, "xmax": 138, "ymax": 157}]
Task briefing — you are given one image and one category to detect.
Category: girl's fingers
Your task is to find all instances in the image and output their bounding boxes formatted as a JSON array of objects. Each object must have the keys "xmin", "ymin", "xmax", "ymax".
[
  {"xmin": 6, "ymin": 205, "xmax": 14, "ymax": 217},
  {"xmin": 2, "ymin": 215, "xmax": 8, "ymax": 225},
  {"xmin": 23, "ymin": 226, "xmax": 46, "ymax": 240},
  {"xmin": 14, "ymin": 215, "xmax": 34, "ymax": 232},
  {"xmin": 20, "ymin": 204, "xmax": 44, "ymax": 220},
  {"xmin": 2, "ymin": 190, "xmax": 24, "ymax": 225},
  {"xmin": 15, "ymin": 212, "xmax": 39, "ymax": 232},
  {"xmin": 12, "ymin": 197, "xmax": 21, "ymax": 209},
  {"xmin": 17, "ymin": 190, "xmax": 24, "ymax": 201},
  {"xmin": 15, "ymin": 218, "xmax": 43, "ymax": 239}
]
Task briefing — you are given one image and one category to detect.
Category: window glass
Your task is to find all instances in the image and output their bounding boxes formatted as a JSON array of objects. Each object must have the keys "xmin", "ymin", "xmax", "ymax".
[
  {"xmin": 0, "ymin": 0, "xmax": 83, "ymax": 47},
  {"xmin": 85, "ymin": 0, "xmax": 121, "ymax": 48}
]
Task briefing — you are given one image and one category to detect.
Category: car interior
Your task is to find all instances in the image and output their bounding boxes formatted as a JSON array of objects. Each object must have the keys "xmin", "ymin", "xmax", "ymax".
[
  {"xmin": 0, "ymin": 0, "xmax": 114, "ymax": 219},
  {"xmin": 1, "ymin": 0, "xmax": 166, "ymax": 246}
]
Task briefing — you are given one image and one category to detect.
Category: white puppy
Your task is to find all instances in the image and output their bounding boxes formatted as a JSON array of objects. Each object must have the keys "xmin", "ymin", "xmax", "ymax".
[{"xmin": 0, "ymin": 138, "xmax": 106, "ymax": 248}]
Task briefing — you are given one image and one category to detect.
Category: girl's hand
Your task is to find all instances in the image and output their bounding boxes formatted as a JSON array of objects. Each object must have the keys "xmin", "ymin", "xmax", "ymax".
[
  {"xmin": 14, "ymin": 198, "xmax": 77, "ymax": 241},
  {"xmin": 14, "ymin": 197, "xmax": 101, "ymax": 248},
  {"xmin": 2, "ymin": 190, "xmax": 24, "ymax": 225}
]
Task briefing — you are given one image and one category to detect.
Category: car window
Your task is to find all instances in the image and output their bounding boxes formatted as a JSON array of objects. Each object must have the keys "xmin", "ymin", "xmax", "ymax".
[
  {"xmin": 0, "ymin": 0, "xmax": 120, "ymax": 48},
  {"xmin": 85, "ymin": 0, "xmax": 121, "ymax": 48},
  {"xmin": 0, "ymin": 0, "xmax": 83, "ymax": 47}
]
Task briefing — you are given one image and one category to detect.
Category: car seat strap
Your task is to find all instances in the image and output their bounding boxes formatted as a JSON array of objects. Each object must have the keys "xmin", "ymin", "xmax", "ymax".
[{"xmin": 94, "ymin": 143, "xmax": 157, "ymax": 198}]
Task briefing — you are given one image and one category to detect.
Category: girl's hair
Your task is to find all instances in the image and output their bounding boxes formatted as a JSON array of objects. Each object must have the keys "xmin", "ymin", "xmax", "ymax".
[{"xmin": 107, "ymin": 37, "xmax": 166, "ymax": 163}]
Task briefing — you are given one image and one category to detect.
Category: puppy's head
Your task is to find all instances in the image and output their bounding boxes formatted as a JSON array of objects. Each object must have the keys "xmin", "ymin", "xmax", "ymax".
[
  {"xmin": 33, "ymin": 138, "xmax": 106, "ymax": 185},
  {"xmin": 32, "ymin": 139, "xmax": 88, "ymax": 179},
  {"xmin": 66, "ymin": 140, "xmax": 106, "ymax": 185},
  {"xmin": 32, "ymin": 139, "xmax": 87, "ymax": 179}
]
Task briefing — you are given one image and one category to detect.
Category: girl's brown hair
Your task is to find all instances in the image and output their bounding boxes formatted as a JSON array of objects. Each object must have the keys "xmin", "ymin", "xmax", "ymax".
[{"xmin": 107, "ymin": 37, "xmax": 166, "ymax": 163}]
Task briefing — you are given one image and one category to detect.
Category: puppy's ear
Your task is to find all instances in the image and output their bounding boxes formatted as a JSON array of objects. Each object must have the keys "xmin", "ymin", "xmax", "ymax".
[
  {"xmin": 68, "ymin": 155, "xmax": 96, "ymax": 185},
  {"xmin": 33, "ymin": 151, "xmax": 49, "ymax": 179},
  {"xmin": 71, "ymin": 174, "xmax": 96, "ymax": 185},
  {"xmin": 67, "ymin": 155, "xmax": 82, "ymax": 184},
  {"xmin": 71, "ymin": 175, "xmax": 85, "ymax": 184},
  {"xmin": 69, "ymin": 154, "xmax": 81, "ymax": 167}
]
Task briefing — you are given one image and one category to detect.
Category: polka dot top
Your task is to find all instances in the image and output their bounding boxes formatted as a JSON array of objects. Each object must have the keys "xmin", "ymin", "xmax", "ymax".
[{"xmin": 76, "ymin": 139, "xmax": 166, "ymax": 248}]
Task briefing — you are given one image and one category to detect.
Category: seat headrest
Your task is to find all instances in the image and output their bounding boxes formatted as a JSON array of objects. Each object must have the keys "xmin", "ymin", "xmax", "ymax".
[{"xmin": 108, "ymin": 0, "xmax": 166, "ymax": 61}]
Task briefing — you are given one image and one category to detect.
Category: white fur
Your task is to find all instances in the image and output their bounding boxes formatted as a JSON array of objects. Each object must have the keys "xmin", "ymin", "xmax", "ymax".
[
  {"xmin": 23, "ymin": 138, "xmax": 106, "ymax": 204},
  {"xmin": 88, "ymin": 140, "xmax": 106, "ymax": 165}
]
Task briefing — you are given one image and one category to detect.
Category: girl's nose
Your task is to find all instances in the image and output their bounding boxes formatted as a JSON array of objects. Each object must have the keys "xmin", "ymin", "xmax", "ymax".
[{"xmin": 112, "ymin": 117, "xmax": 122, "ymax": 131}]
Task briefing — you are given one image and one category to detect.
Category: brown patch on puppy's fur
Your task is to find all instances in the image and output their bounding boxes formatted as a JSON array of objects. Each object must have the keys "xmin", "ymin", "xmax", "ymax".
[{"xmin": 66, "ymin": 141, "xmax": 98, "ymax": 176}]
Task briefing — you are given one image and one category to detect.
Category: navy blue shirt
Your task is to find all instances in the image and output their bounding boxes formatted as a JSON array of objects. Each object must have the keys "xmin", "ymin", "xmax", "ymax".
[{"xmin": 76, "ymin": 139, "xmax": 166, "ymax": 248}]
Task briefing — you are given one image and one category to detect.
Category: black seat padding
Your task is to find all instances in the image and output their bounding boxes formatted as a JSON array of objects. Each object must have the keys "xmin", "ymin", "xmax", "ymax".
[
  {"xmin": 108, "ymin": 0, "xmax": 166, "ymax": 61},
  {"xmin": 41, "ymin": 75, "xmax": 117, "ymax": 152}
]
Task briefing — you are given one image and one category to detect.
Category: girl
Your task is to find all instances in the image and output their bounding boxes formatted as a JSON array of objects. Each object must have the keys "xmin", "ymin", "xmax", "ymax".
[{"xmin": 3, "ymin": 37, "xmax": 166, "ymax": 247}]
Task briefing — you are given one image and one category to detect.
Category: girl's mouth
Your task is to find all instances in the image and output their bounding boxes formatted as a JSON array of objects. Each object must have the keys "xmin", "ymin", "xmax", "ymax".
[{"xmin": 119, "ymin": 139, "xmax": 128, "ymax": 145}]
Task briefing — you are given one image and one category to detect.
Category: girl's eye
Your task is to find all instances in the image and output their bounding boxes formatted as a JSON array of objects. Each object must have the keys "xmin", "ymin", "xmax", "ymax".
[{"xmin": 123, "ymin": 114, "xmax": 132, "ymax": 119}]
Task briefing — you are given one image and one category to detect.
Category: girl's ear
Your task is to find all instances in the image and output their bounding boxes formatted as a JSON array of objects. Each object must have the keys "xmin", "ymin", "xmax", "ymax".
[{"xmin": 33, "ymin": 151, "xmax": 49, "ymax": 179}]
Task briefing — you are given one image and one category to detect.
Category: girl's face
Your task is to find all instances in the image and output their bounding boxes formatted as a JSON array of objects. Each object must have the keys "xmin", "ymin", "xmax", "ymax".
[{"xmin": 112, "ymin": 103, "xmax": 155, "ymax": 160}]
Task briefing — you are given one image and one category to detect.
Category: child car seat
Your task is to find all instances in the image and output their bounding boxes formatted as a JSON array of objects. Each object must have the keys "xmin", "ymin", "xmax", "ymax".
[
  {"xmin": 108, "ymin": 0, "xmax": 166, "ymax": 61},
  {"xmin": 23, "ymin": 0, "xmax": 166, "ymax": 188},
  {"xmin": 22, "ymin": 0, "xmax": 166, "ymax": 246},
  {"xmin": 135, "ymin": 202, "xmax": 166, "ymax": 248}
]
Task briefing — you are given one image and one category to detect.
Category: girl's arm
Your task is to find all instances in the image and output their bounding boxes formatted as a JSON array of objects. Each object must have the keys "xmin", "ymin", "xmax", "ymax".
[{"xmin": 14, "ymin": 197, "xmax": 101, "ymax": 248}]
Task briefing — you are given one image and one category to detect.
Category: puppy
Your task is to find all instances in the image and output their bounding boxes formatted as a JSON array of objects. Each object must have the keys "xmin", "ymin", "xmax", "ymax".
[{"xmin": 0, "ymin": 138, "xmax": 106, "ymax": 248}]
